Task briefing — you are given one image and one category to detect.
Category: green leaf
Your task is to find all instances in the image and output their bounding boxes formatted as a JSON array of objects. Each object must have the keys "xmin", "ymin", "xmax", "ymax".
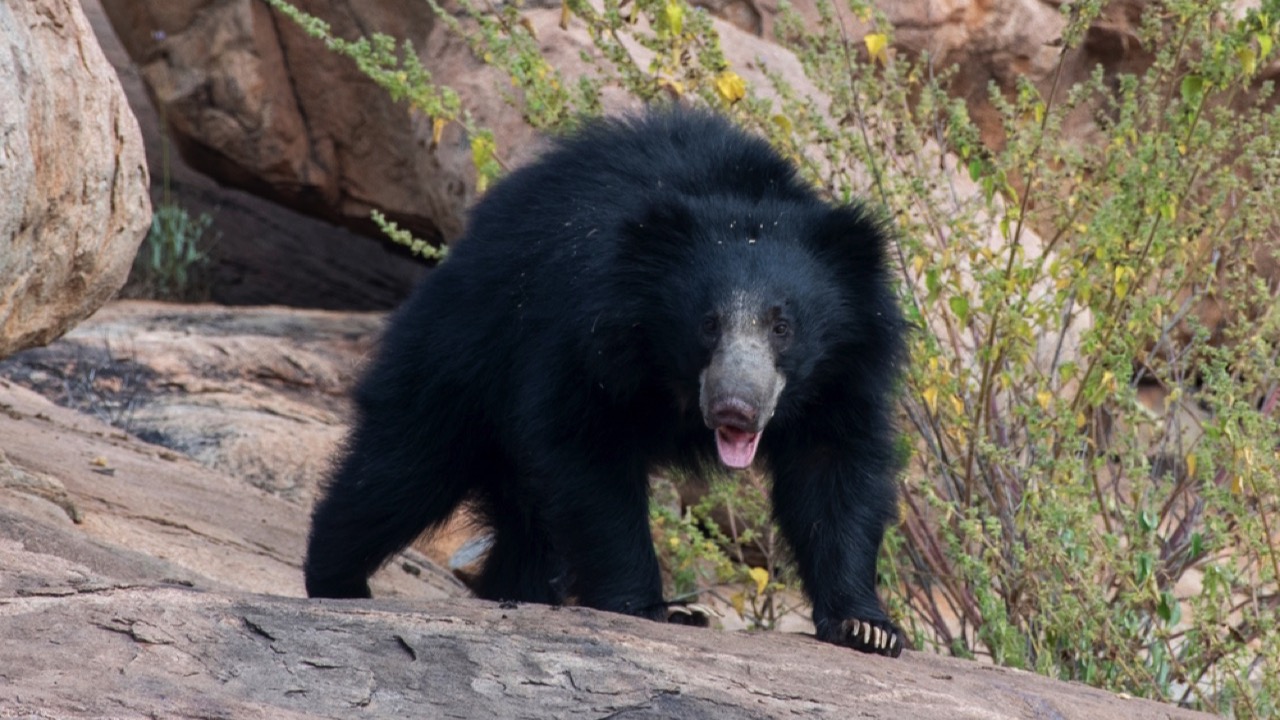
[
  {"xmin": 1157, "ymin": 591, "xmax": 1181, "ymax": 625},
  {"xmin": 663, "ymin": 0, "xmax": 684, "ymax": 36},
  {"xmin": 948, "ymin": 295, "xmax": 970, "ymax": 324},
  {"xmin": 967, "ymin": 158, "xmax": 983, "ymax": 182},
  {"xmin": 1139, "ymin": 509, "xmax": 1158, "ymax": 533},
  {"xmin": 980, "ymin": 176, "xmax": 996, "ymax": 203},
  {"xmin": 1136, "ymin": 552, "xmax": 1154, "ymax": 585},
  {"xmin": 1180, "ymin": 75, "xmax": 1204, "ymax": 105},
  {"xmin": 925, "ymin": 268, "xmax": 941, "ymax": 299}
]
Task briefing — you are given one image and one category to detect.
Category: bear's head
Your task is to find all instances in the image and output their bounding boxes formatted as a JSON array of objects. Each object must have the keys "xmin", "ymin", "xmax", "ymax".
[{"xmin": 614, "ymin": 194, "xmax": 899, "ymax": 469}]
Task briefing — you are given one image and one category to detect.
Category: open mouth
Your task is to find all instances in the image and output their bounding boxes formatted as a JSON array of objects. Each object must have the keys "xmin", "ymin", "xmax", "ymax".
[{"xmin": 715, "ymin": 426, "xmax": 761, "ymax": 468}]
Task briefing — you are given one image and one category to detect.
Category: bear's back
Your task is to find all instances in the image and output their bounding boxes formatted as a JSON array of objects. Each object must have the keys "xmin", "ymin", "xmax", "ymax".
[{"xmin": 456, "ymin": 110, "xmax": 817, "ymax": 257}]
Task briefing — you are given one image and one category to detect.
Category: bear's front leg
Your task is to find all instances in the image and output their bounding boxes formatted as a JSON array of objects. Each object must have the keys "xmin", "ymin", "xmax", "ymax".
[
  {"xmin": 768, "ymin": 436, "xmax": 905, "ymax": 658},
  {"xmin": 536, "ymin": 454, "xmax": 692, "ymax": 624}
]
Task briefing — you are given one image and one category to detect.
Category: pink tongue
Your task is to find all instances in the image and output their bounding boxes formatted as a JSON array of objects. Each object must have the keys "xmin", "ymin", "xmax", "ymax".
[{"xmin": 716, "ymin": 427, "xmax": 761, "ymax": 469}]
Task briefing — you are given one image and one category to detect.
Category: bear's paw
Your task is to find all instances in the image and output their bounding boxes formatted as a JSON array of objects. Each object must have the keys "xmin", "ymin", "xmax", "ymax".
[{"xmin": 827, "ymin": 618, "xmax": 904, "ymax": 657}]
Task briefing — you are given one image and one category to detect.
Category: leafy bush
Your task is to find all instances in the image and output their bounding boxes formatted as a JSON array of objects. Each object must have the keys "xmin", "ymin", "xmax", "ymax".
[
  {"xmin": 125, "ymin": 201, "xmax": 214, "ymax": 301},
  {"xmin": 652, "ymin": 465, "xmax": 806, "ymax": 630},
  {"xmin": 815, "ymin": 5, "xmax": 1280, "ymax": 712},
  {"xmin": 269, "ymin": 0, "xmax": 1280, "ymax": 713}
]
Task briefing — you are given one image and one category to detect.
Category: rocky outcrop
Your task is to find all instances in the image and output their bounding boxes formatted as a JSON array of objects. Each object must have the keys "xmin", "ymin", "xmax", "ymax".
[
  {"xmin": 0, "ymin": 299, "xmax": 482, "ymax": 564},
  {"xmin": 92, "ymin": 0, "xmax": 840, "ymax": 250},
  {"xmin": 81, "ymin": 0, "xmax": 425, "ymax": 310},
  {"xmin": 0, "ymin": 0, "xmax": 150, "ymax": 359},
  {"xmin": 0, "ymin": 586, "xmax": 1213, "ymax": 720},
  {"xmin": 0, "ymin": 301, "xmax": 380, "ymax": 505},
  {"xmin": 0, "ymin": 374, "xmax": 459, "ymax": 600},
  {"xmin": 98, "ymin": 0, "xmax": 482, "ymax": 245},
  {"xmin": 878, "ymin": 0, "xmax": 1156, "ymax": 150}
]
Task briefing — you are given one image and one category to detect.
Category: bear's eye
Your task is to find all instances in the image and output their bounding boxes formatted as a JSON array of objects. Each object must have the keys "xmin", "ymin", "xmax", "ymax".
[
  {"xmin": 771, "ymin": 320, "xmax": 792, "ymax": 338},
  {"xmin": 701, "ymin": 315, "xmax": 720, "ymax": 339}
]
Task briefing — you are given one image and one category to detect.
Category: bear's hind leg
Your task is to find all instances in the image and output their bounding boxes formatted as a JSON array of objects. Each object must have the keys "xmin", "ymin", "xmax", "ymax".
[{"xmin": 304, "ymin": 421, "xmax": 470, "ymax": 599}]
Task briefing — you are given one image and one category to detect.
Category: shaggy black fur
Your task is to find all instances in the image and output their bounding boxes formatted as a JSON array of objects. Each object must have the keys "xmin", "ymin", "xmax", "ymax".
[{"xmin": 304, "ymin": 109, "xmax": 907, "ymax": 657}]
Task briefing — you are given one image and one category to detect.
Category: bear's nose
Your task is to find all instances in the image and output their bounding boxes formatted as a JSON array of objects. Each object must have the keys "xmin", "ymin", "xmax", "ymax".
[{"xmin": 707, "ymin": 396, "xmax": 759, "ymax": 430}]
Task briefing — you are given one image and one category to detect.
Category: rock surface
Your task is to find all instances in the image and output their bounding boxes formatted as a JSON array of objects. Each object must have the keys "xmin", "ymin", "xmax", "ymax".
[
  {"xmin": 0, "ymin": 299, "xmax": 481, "ymax": 563},
  {"xmin": 0, "ymin": 301, "xmax": 379, "ymax": 505},
  {"xmin": 0, "ymin": 586, "xmax": 1212, "ymax": 720},
  {"xmin": 0, "ymin": 0, "xmax": 150, "ymax": 359},
  {"xmin": 0, "ymin": 374, "xmax": 459, "ymax": 600},
  {"xmin": 878, "ymin": 0, "xmax": 1152, "ymax": 150}
]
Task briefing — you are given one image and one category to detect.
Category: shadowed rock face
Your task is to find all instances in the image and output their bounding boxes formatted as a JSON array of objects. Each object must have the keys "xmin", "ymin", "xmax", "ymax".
[
  {"xmin": 82, "ymin": 0, "xmax": 426, "ymax": 311},
  {"xmin": 97, "ymin": 0, "xmax": 474, "ymax": 245},
  {"xmin": 0, "ymin": 0, "xmax": 150, "ymax": 359}
]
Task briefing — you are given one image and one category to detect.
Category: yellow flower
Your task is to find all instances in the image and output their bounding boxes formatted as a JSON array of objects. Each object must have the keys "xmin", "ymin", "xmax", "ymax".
[
  {"xmin": 714, "ymin": 70, "xmax": 746, "ymax": 104},
  {"xmin": 864, "ymin": 33, "xmax": 889, "ymax": 64}
]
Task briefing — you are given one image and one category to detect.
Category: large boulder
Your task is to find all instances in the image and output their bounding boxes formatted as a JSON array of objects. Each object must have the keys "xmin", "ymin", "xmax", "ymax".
[{"xmin": 0, "ymin": 0, "xmax": 150, "ymax": 359}]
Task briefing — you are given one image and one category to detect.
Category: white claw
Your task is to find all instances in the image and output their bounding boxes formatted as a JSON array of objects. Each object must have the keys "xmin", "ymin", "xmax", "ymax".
[
  {"xmin": 847, "ymin": 619, "xmax": 861, "ymax": 637},
  {"xmin": 863, "ymin": 623, "xmax": 872, "ymax": 646}
]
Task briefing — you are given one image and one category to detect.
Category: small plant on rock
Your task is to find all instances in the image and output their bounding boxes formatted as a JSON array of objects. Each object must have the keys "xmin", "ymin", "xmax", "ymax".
[{"xmin": 125, "ymin": 201, "xmax": 215, "ymax": 302}]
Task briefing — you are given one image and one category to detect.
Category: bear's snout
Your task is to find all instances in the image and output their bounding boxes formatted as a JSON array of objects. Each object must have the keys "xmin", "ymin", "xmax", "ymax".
[{"xmin": 705, "ymin": 395, "xmax": 760, "ymax": 432}]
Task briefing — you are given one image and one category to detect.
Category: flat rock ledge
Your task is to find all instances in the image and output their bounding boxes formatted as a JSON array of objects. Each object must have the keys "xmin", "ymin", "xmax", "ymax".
[{"xmin": 0, "ymin": 587, "xmax": 1205, "ymax": 720}]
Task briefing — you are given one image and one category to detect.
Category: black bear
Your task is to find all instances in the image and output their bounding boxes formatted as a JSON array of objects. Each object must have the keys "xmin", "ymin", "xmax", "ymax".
[{"xmin": 305, "ymin": 108, "xmax": 907, "ymax": 657}]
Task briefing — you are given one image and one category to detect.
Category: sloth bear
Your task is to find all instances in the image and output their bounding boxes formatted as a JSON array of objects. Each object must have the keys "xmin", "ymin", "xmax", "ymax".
[{"xmin": 305, "ymin": 109, "xmax": 907, "ymax": 657}]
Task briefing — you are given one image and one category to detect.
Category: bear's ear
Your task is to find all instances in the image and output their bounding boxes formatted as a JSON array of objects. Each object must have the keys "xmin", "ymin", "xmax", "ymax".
[
  {"xmin": 619, "ymin": 195, "xmax": 698, "ymax": 263},
  {"xmin": 807, "ymin": 203, "xmax": 892, "ymax": 281}
]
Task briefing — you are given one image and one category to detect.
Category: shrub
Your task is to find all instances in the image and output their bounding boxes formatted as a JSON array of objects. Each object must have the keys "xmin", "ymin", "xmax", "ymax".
[
  {"xmin": 652, "ymin": 464, "xmax": 805, "ymax": 631},
  {"xmin": 125, "ymin": 201, "xmax": 215, "ymax": 302}
]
